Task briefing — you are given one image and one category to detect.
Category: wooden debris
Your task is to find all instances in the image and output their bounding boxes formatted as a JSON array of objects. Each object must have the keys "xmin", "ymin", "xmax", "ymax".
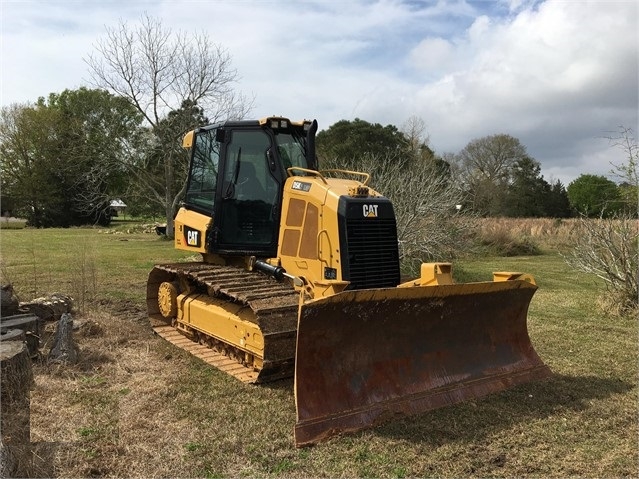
[
  {"xmin": 1, "ymin": 285, "xmax": 19, "ymax": 317},
  {"xmin": 48, "ymin": 313, "xmax": 78, "ymax": 364},
  {"xmin": 0, "ymin": 314, "xmax": 41, "ymax": 358},
  {"xmin": 19, "ymin": 293, "xmax": 74, "ymax": 322},
  {"xmin": 0, "ymin": 341, "xmax": 33, "ymax": 478}
]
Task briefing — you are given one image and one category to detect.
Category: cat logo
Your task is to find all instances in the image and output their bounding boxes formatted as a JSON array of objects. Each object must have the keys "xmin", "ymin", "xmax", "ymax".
[
  {"xmin": 362, "ymin": 204, "xmax": 379, "ymax": 218},
  {"xmin": 184, "ymin": 226, "xmax": 201, "ymax": 247}
]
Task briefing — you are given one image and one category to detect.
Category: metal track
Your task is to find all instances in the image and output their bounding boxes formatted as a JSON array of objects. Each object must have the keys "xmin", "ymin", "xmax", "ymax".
[
  {"xmin": 147, "ymin": 262, "xmax": 300, "ymax": 383},
  {"xmin": 152, "ymin": 324, "xmax": 260, "ymax": 382}
]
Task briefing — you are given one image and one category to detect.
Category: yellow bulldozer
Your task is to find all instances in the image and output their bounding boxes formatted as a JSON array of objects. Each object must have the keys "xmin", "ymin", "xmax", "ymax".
[{"xmin": 147, "ymin": 116, "xmax": 551, "ymax": 446}]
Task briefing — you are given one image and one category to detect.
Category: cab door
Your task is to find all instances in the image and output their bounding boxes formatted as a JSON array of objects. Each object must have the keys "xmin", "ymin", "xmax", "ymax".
[{"xmin": 213, "ymin": 128, "xmax": 282, "ymax": 255}]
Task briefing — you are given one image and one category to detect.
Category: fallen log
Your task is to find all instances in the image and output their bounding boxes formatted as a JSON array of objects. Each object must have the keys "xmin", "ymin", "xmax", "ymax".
[
  {"xmin": 19, "ymin": 293, "xmax": 73, "ymax": 322},
  {"xmin": 0, "ymin": 328, "xmax": 25, "ymax": 342},
  {"xmin": 0, "ymin": 439, "xmax": 16, "ymax": 479}
]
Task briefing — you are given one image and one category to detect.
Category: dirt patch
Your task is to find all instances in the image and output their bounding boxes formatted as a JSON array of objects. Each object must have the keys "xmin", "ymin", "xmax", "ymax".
[
  {"xmin": 93, "ymin": 299, "xmax": 147, "ymax": 322},
  {"xmin": 28, "ymin": 309, "xmax": 199, "ymax": 478}
]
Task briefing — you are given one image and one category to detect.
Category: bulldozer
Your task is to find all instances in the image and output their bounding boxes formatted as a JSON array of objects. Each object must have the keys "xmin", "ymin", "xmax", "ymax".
[{"xmin": 147, "ymin": 116, "xmax": 551, "ymax": 446}]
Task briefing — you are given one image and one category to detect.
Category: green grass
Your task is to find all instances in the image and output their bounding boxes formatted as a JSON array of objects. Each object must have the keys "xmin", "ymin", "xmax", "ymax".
[
  {"xmin": 0, "ymin": 223, "xmax": 191, "ymax": 306},
  {"xmin": 2, "ymin": 223, "xmax": 637, "ymax": 478}
]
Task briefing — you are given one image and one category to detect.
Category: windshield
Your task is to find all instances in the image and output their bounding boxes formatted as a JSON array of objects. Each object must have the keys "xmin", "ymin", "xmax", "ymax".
[{"xmin": 274, "ymin": 129, "xmax": 309, "ymax": 171}]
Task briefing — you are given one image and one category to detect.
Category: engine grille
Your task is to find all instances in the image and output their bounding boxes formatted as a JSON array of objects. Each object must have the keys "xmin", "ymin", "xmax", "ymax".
[{"xmin": 342, "ymin": 216, "xmax": 400, "ymax": 290}]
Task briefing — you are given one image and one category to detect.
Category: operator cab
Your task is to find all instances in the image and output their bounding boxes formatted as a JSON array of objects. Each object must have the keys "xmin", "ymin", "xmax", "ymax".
[{"xmin": 183, "ymin": 117, "xmax": 318, "ymax": 257}]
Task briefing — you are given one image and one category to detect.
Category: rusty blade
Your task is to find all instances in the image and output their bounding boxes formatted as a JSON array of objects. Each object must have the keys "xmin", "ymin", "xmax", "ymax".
[{"xmin": 293, "ymin": 280, "xmax": 551, "ymax": 447}]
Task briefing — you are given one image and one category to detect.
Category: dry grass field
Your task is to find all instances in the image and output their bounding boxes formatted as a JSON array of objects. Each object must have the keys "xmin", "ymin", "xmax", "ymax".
[{"xmin": 1, "ymin": 218, "xmax": 637, "ymax": 478}]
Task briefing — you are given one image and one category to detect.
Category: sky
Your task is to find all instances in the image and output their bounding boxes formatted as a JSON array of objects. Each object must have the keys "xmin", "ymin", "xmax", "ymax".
[{"xmin": 1, "ymin": 0, "xmax": 637, "ymax": 186}]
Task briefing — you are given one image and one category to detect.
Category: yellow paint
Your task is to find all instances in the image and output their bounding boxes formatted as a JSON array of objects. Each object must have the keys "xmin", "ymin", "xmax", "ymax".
[
  {"xmin": 277, "ymin": 173, "xmax": 381, "ymax": 299},
  {"xmin": 182, "ymin": 130, "xmax": 194, "ymax": 149},
  {"xmin": 174, "ymin": 207, "xmax": 210, "ymax": 254},
  {"xmin": 399, "ymin": 263, "xmax": 454, "ymax": 287},
  {"xmin": 178, "ymin": 293, "xmax": 265, "ymax": 356},
  {"xmin": 493, "ymin": 271, "xmax": 536, "ymax": 285}
]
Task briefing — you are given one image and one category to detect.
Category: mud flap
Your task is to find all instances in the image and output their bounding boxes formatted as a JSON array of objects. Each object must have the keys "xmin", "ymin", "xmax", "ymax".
[{"xmin": 293, "ymin": 280, "xmax": 551, "ymax": 446}]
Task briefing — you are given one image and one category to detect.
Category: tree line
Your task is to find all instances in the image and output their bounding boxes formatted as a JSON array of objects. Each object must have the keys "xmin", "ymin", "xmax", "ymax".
[
  {"xmin": 1, "ymin": 15, "xmax": 636, "ymax": 230},
  {"xmin": 2, "ymin": 96, "xmax": 635, "ymax": 227},
  {"xmin": 316, "ymin": 118, "xmax": 636, "ymax": 219}
]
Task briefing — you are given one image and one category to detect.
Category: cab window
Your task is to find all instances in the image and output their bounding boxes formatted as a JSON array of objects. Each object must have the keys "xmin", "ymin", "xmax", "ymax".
[
  {"xmin": 185, "ymin": 129, "xmax": 219, "ymax": 212},
  {"xmin": 275, "ymin": 131, "xmax": 309, "ymax": 171}
]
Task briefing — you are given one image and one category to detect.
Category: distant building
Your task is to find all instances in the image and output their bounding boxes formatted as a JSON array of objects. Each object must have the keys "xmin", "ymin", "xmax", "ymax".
[{"xmin": 109, "ymin": 199, "xmax": 127, "ymax": 217}]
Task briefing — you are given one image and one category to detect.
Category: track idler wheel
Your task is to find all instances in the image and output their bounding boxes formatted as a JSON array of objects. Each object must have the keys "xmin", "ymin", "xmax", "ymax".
[{"xmin": 157, "ymin": 281, "xmax": 179, "ymax": 319}]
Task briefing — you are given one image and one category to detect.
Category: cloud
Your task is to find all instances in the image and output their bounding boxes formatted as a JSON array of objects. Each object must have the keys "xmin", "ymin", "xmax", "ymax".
[
  {"xmin": 1, "ymin": 0, "xmax": 636, "ymax": 185},
  {"xmin": 388, "ymin": 0, "xmax": 637, "ymax": 183}
]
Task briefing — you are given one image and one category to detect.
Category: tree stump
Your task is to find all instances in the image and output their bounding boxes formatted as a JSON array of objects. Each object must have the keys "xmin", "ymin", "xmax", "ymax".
[
  {"xmin": 48, "ymin": 313, "xmax": 78, "ymax": 364},
  {"xmin": 1, "ymin": 285, "xmax": 19, "ymax": 317},
  {"xmin": 0, "ymin": 328, "xmax": 25, "ymax": 342},
  {"xmin": 0, "ymin": 314, "xmax": 41, "ymax": 358},
  {"xmin": 0, "ymin": 341, "xmax": 33, "ymax": 478},
  {"xmin": 0, "ymin": 439, "xmax": 16, "ymax": 479}
]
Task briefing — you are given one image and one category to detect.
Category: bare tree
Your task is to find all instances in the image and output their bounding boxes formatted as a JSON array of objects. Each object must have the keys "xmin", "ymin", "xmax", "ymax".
[
  {"xmin": 401, "ymin": 116, "xmax": 430, "ymax": 160},
  {"xmin": 340, "ymin": 153, "xmax": 473, "ymax": 274},
  {"xmin": 607, "ymin": 126, "xmax": 638, "ymax": 215},
  {"xmin": 564, "ymin": 127, "xmax": 639, "ymax": 316},
  {"xmin": 86, "ymin": 14, "xmax": 252, "ymax": 237},
  {"xmin": 565, "ymin": 214, "xmax": 638, "ymax": 315}
]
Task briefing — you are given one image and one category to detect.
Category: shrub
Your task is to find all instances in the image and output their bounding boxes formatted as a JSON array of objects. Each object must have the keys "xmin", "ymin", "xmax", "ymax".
[
  {"xmin": 479, "ymin": 231, "xmax": 541, "ymax": 257},
  {"xmin": 0, "ymin": 218, "xmax": 27, "ymax": 229},
  {"xmin": 564, "ymin": 213, "xmax": 638, "ymax": 316},
  {"xmin": 472, "ymin": 218, "xmax": 541, "ymax": 257}
]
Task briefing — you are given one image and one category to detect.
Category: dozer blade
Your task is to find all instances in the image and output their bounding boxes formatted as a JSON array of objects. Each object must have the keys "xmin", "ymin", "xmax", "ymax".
[{"xmin": 293, "ymin": 280, "xmax": 551, "ymax": 446}]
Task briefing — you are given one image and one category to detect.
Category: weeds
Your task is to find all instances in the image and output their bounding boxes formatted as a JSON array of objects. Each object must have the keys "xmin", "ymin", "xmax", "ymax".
[
  {"xmin": 3, "ymin": 222, "xmax": 638, "ymax": 478},
  {"xmin": 76, "ymin": 426, "xmax": 99, "ymax": 438},
  {"xmin": 472, "ymin": 217, "xmax": 583, "ymax": 251},
  {"xmin": 68, "ymin": 238, "xmax": 99, "ymax": 313},
  {"xmin": 29, "ymin": 232, "xmax": 39, "ymax": 297},
  {"xmin": 475, "ymin": 226, "xmax": 541, "ymax": 256}
]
